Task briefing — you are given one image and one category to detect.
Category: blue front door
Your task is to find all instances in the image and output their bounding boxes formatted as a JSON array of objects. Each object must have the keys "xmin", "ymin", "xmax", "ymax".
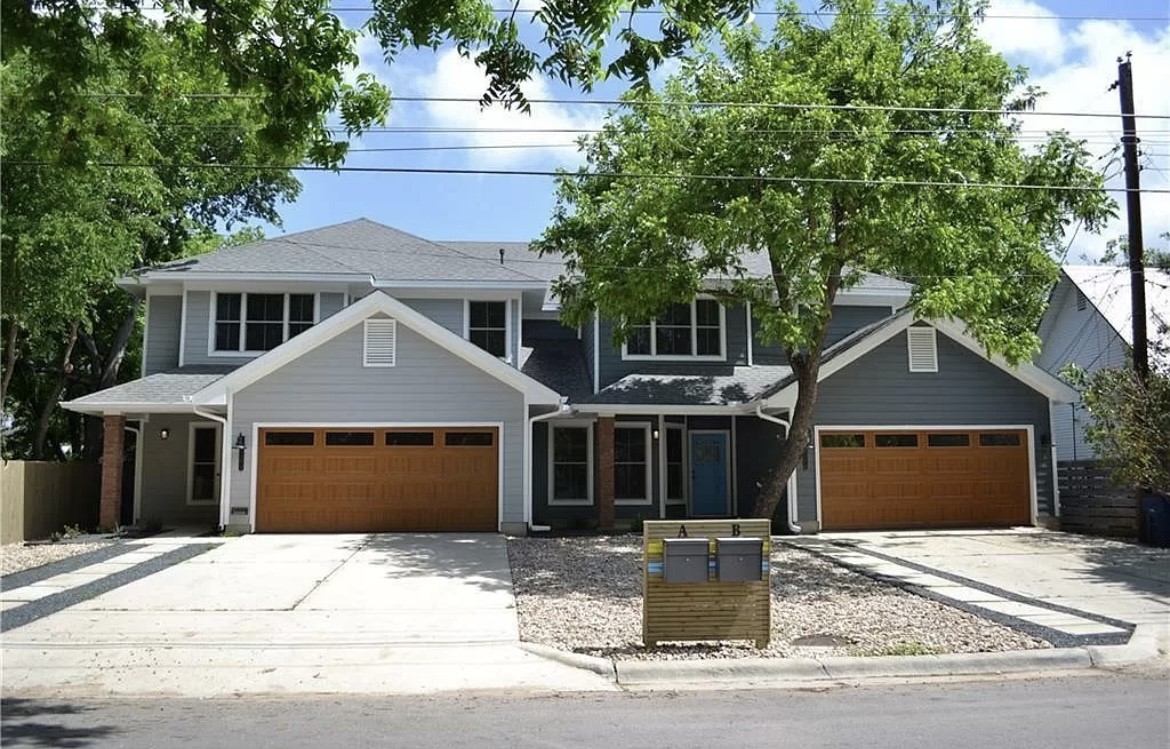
[{"xmin": 690, "ymin": 432, "xmax": 730, "ymax": 516}]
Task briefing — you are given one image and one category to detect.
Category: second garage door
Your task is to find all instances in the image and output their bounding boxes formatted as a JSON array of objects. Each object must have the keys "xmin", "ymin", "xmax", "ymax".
[
  {"xmin": 819, "ymin": 428, "xmax": 1031, "ymax": 530},
  {"xmin": 256, "ymin": 427, "xmax": 498, "ymax": 533}
]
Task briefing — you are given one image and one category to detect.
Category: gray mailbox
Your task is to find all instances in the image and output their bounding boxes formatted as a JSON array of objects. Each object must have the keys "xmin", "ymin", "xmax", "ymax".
[
  {"xmin": 662, "ymin": 538, "xmax": 710, "ymax": 583},
  {"xmin": 716, "ymin": 537, "xmax": 764, "ymax": 582}
]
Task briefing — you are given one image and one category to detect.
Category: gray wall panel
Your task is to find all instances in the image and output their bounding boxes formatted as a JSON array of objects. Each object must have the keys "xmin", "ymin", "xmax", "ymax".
[
  {"xmin": 794, "ymin": 329, "xmax": 1055, "ymax": 524},
  {"xmin": 229, "ymin": 318, "xmax": 526, "ymax": 527},
  {"xmin": 319, "ymin": 292, "xmax": 346, "ymax": 319},
  {"xmin": 753, "ymin": 305, "xmax": 893, "ymax": 365},
  {"xmin": 144, "ymin": 295, "xmax": 181, "ymax": 375},
  {"xmin": 137, "ymin": 414, "xmax": 220, "ymax": 527}
]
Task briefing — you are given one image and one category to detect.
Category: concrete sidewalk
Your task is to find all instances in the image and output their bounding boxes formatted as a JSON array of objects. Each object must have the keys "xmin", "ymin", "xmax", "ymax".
[{"xmin": 1, "ymin": 534, "xmax": 614, "ymax": 696}]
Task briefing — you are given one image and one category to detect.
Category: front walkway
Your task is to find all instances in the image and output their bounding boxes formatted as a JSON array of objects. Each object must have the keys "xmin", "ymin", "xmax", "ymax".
[
  {"xmin": 1, "ymin": 534, "xmax": 613, "ymax": 696},
  {"xmin": 791, "ymin": 529, "xmax": 1170, "ymax": 653}
]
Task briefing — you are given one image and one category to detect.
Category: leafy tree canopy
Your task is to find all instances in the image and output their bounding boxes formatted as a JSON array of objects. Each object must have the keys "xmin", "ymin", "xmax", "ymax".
[{"xmin": 537, "ymin": 0, "xmax": 1115, "ymax": 518}]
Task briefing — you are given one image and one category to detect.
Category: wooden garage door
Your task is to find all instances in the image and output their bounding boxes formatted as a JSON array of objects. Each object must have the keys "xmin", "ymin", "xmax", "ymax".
[
  {"xmin": 256, "ymin": 427, "xmax": 498, "ymax": 532},
  {"xmin": 819, "ymin": 429, "xmax": 1031, "ymax": 530}
]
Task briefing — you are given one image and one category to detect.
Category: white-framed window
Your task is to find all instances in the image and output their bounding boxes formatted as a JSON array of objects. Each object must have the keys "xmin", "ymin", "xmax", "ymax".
[
  {"xmin": 614, "ymin": 422, "xmax": 653, "ymax": 505},
  {"xmin": 907, "ymin": 327, "xmax": 939, "ymax": 373},
  {"xmin": 211, "ymin": 292, "xmax": 317, "ymax": 354},
  {"xmin": 467, "ymin": 300, "xmax": 509, "ymax": 359},
  {"xmin": 622, "ymin": 298, "xmax": 726, "ymax": 361},
  {"xmin": 549, "ymin": 422, "xmax": 593, "ymax": 506},
  {"xmin": 665, "ymin": 424, "xmax": 686, "ymax": 505},
  {"xmin": 186, "ymin": 423, "xmax": 221, "ymax": 506}
]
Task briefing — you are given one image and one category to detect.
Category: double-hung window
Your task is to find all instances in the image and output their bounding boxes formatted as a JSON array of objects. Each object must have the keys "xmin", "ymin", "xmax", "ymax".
[
  {"xmin": 549, "ymin": 424, "xmax": 592, "ymax": 506},
  {"xmin": 614, "ymin": 423, "xmax": 652, "ymax": 505},
  {"xmin": 623, "ymin": 298, "xmax": 725, "ymax": 360},
  {"xmin": 213, "ymin": 292, "xmax": 316, "ymax": 354},
  {"xmin": 468, "ymin": 301, "xmax": 508, "ymax": 359},
  {"xmin": 665, "ymin": 425, "xmax": 685, "ymax": 505}
]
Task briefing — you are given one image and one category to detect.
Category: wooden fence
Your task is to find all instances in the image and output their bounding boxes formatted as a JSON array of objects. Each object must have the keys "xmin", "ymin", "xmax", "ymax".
[
  {"xmin": 1057, "ymin": 460, "xmax": 1136, "ymax": 538},
  {"xmin": 1, "ymin": 460, "xmax": 100, "ymax": 545}
]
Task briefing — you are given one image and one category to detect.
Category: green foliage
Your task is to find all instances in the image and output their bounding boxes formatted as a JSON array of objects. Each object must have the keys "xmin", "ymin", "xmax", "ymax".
[
  {"xmin": 1070, "ymin": 365, "xmax": 1170, "ymax": 495},
  {"xmin": 537, "ymin": 0, "xmax": 1114, "ymax": 517}
]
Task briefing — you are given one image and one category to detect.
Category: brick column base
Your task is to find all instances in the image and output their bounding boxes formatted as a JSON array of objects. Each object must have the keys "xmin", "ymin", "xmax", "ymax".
[
  {"xmin": 99, "ymin": 414, "xmax": 126, "ymax": 530},
  {"xmin": 598, "ymin": 416, "xmax": 615, "ymax": 530}
]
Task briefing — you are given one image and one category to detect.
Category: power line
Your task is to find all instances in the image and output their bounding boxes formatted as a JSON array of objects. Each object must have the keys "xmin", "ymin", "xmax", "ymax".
[{"xmin": 9, "ymin": 160, "xmax": 1167, "ymax": 194}]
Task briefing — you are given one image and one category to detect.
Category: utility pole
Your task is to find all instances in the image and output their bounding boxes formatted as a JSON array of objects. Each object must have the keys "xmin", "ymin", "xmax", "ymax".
[{"xmin": 1115, "ymin": 53, "xmax": 1149, "ymax": 381}]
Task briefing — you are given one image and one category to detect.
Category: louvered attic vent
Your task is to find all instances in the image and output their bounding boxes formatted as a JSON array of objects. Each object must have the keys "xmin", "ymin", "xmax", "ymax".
[
  {"xmin": 363, "ymin": 319, "xmax": 397, "ymax": 367},
  {"xmin": 907, "ymin": 327, "xmax": 938, "ymax": 373}
]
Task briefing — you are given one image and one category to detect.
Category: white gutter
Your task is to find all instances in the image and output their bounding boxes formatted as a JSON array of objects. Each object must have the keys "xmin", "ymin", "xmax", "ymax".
[
  {"xmin": 527, "ymin": 400, "xmax": 573, "ymax": 532},
  {"xmin": 194, "ymin": 406, "xmax": 230, "ymax": 529},
  {"xmin": 754, "ymin": 404, "xmax": 801, "ymax": 534},
  {"xmin": 123, "ymin": 423, "xmax": 143, "ymax": 527}
]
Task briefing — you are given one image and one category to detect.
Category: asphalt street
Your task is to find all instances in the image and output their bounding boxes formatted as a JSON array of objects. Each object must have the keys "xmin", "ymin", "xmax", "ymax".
[{"xmin": 3, "ymin": 671, "xmax": 1168, "ymax": 748}]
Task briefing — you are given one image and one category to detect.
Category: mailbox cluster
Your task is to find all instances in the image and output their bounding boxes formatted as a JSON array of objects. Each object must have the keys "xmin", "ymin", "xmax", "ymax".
[{"xmin": 662, "ymin": 537, "xmax": 765, "ymax": 584}]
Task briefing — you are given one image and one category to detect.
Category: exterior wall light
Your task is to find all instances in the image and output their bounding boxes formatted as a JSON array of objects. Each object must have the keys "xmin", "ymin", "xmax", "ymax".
[
  {"xmin": 233, "ymin": 432, "xmax": 246, "ymax": 471},
  {"xmin": 159, "ymin": 428, "xmax": 170, "ymax": 441}
]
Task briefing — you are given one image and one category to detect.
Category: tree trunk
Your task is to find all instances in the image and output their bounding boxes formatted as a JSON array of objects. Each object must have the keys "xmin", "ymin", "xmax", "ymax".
[
  {"xmin": 98, "ymin": 300, "xmax": 140, "ymax": 390},
  {"xmin": 32, "ymin": 323, "xmax": 79, "ymax": 460},
  {"xmin": 1, "ymin": 320, "xmax": 20, "ymax": 414}
]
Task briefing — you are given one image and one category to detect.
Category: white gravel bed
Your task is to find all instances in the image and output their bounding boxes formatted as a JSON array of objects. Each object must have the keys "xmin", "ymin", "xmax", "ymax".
[
  {"xmin": 507, "ymin": 536, "xmax": 1050, "ymax": 660},
  {"xmin": 1, "ymin": 541, "xmax": 115, "ymax": 576}
]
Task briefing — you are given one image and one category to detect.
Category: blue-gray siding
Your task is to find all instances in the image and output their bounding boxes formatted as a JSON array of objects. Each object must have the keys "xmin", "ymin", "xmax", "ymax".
[
  {"xmin": 144, "ymin": 295, "xmax": 182, "ymax": 375},
  {"xmin": 1036, "ymin": 278, "xmax": 1127, "ymax": 461},
  {"xmin": 228, "ymin": 316, "xmax": 526, "ymax": 529},
  {"xmin": 136, "ymin": 414, "xmax": 220, "ymax": 526},
  {"xmin": 582, "ymin": 314, "xmax": 598, "ymax": 393},
  {"xmin": 753, "ymin": 305, "xmax": 892, "ymax": 365},
  {"xmin": 795, "ymin": 329, "xmax": 1056, "ymax": 525}
]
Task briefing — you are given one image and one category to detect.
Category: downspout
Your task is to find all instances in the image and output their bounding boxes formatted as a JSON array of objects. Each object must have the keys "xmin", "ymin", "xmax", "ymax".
[
  {"xmin": 527, "ymin": 399, "xmax": 572, "ymax": 532},
  {"xmin": 123, "ymin": 423, "xmax": 143, "ymax": 527},
  {"xmin": 754, "ymin": 403, "xmax": 800, "ymax": 534},
  {"xmin": 194, "ymin": 406, "xmax": 229, "ymax": 529}
]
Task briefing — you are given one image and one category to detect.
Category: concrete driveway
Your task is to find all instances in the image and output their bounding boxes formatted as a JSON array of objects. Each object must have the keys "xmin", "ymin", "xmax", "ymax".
[
  {"xmin": 817, "ymin": 529, "xmax": 1170, "ymax": 652},
  {"xmin": 2, "ymin": 534, "xmax": 612, "ymax": 696}
]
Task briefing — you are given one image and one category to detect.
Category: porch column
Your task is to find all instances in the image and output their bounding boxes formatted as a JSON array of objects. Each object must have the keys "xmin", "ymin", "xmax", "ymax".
[
  {"xmin": 99, "ymin": 414, "xmax": 126, "ymax": 530},
  {"xmin": 598, "ymin": 416, "xmax": 615, "ymax": 530}
]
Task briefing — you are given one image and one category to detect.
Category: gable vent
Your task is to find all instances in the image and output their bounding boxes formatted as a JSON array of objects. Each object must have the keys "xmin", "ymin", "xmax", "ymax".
[
  {"xmin": 363, "ymin": 319, "xmax": 397, "ymax": 367},
  {"xmin": 907, "ymin": 327, "xmax": 938, "ymax": 373}
]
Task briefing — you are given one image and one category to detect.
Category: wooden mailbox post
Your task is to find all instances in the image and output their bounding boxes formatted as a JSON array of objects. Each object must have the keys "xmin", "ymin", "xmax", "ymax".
[{"xmin": 642, "ymin": 519, "xmax": 771, "ymax": 649}]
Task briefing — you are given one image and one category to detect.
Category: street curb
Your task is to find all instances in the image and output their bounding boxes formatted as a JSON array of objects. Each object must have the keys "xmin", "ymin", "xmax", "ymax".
[
  {"xmin": 518, "ymin": 642, "xmax": 617, "ymax": 679},
  {"xmin": 1085, "ymin": 625, "xmax": 1163, "ymax": 668}
]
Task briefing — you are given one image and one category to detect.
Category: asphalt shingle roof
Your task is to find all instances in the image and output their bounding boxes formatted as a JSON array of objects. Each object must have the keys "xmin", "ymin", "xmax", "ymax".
[
  {"xmin": 582, "ymin": 366, "xmax": 793, "ymax": 406},
  {"xmin": 66, "ymin": 368, "xmax": 231, "ymax": 406},
  {"xmin": 519, "ymin": 339, "xmax": 592, "ymax": 401}
]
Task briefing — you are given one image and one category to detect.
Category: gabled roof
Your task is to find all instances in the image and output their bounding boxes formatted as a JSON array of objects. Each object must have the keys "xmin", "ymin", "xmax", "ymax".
[
  {"xmin": 1062, "ymin": 265, "xmax": 1170, "ymax": 349},
  {"xmin": 519, "ymin": 339, "xmax": 592, "ymax": 401},
  {"xmin": 193, "ymin": 291, "xmax": 562, "ymax": 405},
  {"xmin": 583, "ymin": 366, "xmax": 792, "ymax": 408},
  {"xmin": 62, "ymin": 368, "xmax": 232, "ymax": 414}
]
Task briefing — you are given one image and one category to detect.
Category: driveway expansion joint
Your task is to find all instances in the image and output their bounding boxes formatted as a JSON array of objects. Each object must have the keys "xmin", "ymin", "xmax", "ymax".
[
  {"xmin": 1, "ymin": 542, "xmax": 135, "ymax": 591},
  {"xmin": 287, "ymin": 535, "xmax": 371, "ymax": 611}
]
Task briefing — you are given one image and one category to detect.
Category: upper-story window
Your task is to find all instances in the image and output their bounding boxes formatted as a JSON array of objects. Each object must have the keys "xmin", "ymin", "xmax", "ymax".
[
  {"xmin": 468, "ymin": 300, "xmax": 508, "ymax": 359},
  {"xmin": 623, "ymin": 298, "xmax": 725, "ymax": 360},
  {"xmin": 213, "ymin": 292, "xmax": 316, "ymax": 354}
]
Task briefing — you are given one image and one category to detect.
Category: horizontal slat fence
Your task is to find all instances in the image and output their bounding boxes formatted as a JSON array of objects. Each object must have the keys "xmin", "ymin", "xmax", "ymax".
[
  {"xmin": 1058, "ymin": 460, "xmax": 1136, "ymax": 538},
  {"xmin": 1, "ymin": 461, "xmax": 100, "ymax": 544}
]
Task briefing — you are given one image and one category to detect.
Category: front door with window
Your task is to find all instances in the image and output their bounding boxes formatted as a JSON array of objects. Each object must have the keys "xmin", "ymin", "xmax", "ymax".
[
  {"xmin": 188, "ymin": 424, "xmax": 222, "ymax": 506},
  {"xmin": 689, "ymin": 431, "xmax": 729, "ymax": 516}
]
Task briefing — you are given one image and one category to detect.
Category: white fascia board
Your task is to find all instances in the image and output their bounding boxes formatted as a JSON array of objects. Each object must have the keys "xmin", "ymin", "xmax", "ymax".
[
  {"xmin": 191, "ymin": 290, "xmax": 562, "ymax": 405},
  {"xmin": 60, "ymin": 402, "xmax": 207, "ymax": 415},
  {"xmin": 138, "ymin": 271, "xmax": 374, "ymax": 284},
  {"xmin": 931, "ymin": 318, "xmax": 1080, "ymax": 403},
  {"xmin": 573, "ymin": 404, "xmax": 755, "ymax": 416},
  {"xmin": 372, "ymin": 280, "xmax": 549, "ymax": 291}
]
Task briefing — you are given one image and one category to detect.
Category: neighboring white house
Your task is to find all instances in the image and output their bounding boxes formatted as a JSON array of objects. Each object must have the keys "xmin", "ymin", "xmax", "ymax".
[{"xmin": 1037, "ymin": 265, "xmax": 1170, "ymax": 462}]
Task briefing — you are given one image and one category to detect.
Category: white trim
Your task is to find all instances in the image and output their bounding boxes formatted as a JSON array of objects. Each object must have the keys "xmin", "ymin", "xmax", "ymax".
[
  {"xmin": 248, "ymin": 421, "xmax": 507, "ymax": 533},
  {"xmin": 811, "ymin": 424, "xmax": 1040, "ymax": 529},
  {"xmin": 657, "ymin": 415, "xmax": 667, "ymax": 519},
  {"xmin": 688, "ymin": 429, "xmax": 732, "ymax": 516},
  {"xmin": 575, "ymin": 404, "xmax": 753, "ymax": 416},
  {"xmin": 1049, "ymin": 403, "xmax": 1061, "ymax": 517},
  {"xmin": 373, "ymin": 280, "xmax": 549, "ymax": 291},
  {"xmin": 592, "ymin": 313, "xmax": 600, "ymax": 394},
  {"xmin": 730, "ymin": 418, "xmax": 738, "ymax": 515},
  {"xmin": 620, "ymin": 297, "xmax": 728, "ymax": 362},
  {"xmin": 208, "ymin": 291, "xmax": 321, "ymax": 359},
  {"xmin": 907, "ymin": 326, "xmax": 939, "ymax": 372},
  {"xmin": 613, "ymin": 421, "xmax": 654, "ymax": 506},
  {"xmin": 137, "ymin": 272, "xmax": 371, "ymax": 285},
  {"xmin": 178, "ymin": 290, "xmax": 188, "ymax": 367},
  {"xmin": 745, "ymin": 301, "xmax": 754, "ymax": 367},
  {"xmin": 63, "ymin": 402, "xmax": 210, "ymax": 415},
  {"xmin": 125, "ymin": 422, "xmax": 144, "ymax": 524},
  {"xmin": 186, "ymin": 421, "xmax": 223, "ymax": 506},
  {"xmin": 516, "ymin": 296, "xmax": 524, "ymax": 368},
  {"xmin": 192, "ymin": 291, "xmax": 561, "ymax": 405},
  {"xmin": 664, "ymin": 422, "xmax": 687, "ymax": 507},
  {"xmin": 362, "ymin": 318, "xmax": 397, "ymax": 367},
  {"xmin": 140, "ymin": 293, "xmax": 151, "ymax": 378},
  {"xmin": 547, "ymin": 421, "xmax": 595, "ymax": 506},
  {"xmin": 221, "ymin": 392, "xmax": 234, "ymax": 528}
]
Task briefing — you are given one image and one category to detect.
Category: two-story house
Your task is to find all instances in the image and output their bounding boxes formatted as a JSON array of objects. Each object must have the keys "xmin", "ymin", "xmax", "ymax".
[
  {"xmin": 65, "ymin": 218, "xmax": 1076, "ymax": 534},
  {"xmin": 1037, "ymin": 265, "xmax": 1170, "ymax": 462}
]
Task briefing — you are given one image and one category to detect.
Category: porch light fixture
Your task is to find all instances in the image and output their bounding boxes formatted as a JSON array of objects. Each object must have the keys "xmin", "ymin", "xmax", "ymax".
[
  {"xmin": 652, "ymin": 429, "xmax": 660, "ymax": 440},
  {"xmin": 159, "ymin": 428, "xmax": 170, "ymax": 441},
  {"xmin": 233, "ymin": 432, "xmax": 246, "ymax": 471}
]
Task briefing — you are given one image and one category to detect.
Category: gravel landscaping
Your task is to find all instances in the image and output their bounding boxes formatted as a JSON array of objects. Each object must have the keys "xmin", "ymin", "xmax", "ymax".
[
  {"xmin": 507, "ymin": 536, "xmax": 1050, "ymax": 660},
  {"xmin": 1, "ymin": 540, "xmax": 116, "ymax": 576}
]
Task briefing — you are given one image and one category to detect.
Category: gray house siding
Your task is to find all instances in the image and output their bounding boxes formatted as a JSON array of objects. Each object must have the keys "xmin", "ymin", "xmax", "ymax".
[
  {"xmin": 794, "ymin": 329, "xmax": 1055, "ymax": 525},
  {"xmin": 144, "ymin": 295, "xmax": 182, "ymax": 375},
  {"xmin": 581, "ymin": 314, "xmax": 597, "ymax": 393},
  {"xmin": 753, "ymin": 304, "xmax": 893, "ymax": 365},
  {"xmin": 319, "ymin": 292, "xmax": 346, "ymax": 319},
  {"xmin": 227, "ymin": 317, "xmax": 527, "ymax": 531},
  {"xmin": 400, "ymin": 298, "xmax": 463, "ymax": 336},
  {"xmin": 1037, "ymin": 278, "xmax": 1128, "ymax": 462},
  {"xmin": 136, "ymin": 414, "xmax": 220, "ymax": 527},
  {"xmin": 734, "ymin": 415, "xmax": 786, "ymax": 524}
]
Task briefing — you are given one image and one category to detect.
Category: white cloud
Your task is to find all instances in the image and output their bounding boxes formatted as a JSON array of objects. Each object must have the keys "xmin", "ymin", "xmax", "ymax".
[
  {"xmin": 978, "ymin": 0, "xmax": 1068, "ymax": 67},
  {"xmin": 409, "ymin": 49, "xmax": 604, "ymax": 167},
  {"xmin": 343, "ymin": 32, "xmax": 385, "ymax": 86}
]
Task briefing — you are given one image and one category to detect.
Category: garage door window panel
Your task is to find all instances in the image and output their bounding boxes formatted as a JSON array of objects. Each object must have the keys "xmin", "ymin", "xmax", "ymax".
[
  {"xmin": 980, "ymin": 433, "xmax": 1021, "ymax": 446},
  {"xmin": 264, "ymin": 431, "xmax": 315, "ymax": 446},
  {"xmin": 821, "ymin": 433, "xmax": 866, "ymax": 448},
  {"xmin": 386, "ymin": 431, "xmax": 435, "ymax": 446},
  {"xmin": 928, "ymin": 433, "xmax": 971, "ymax": 447},
  {"xmin": 875, "ymin": 434, "xmax": 918, "ymax": 448},
  {"xmin": 445, "ymin": 431, "xmax": 494, "ymax": 447},
  {"xmin": 325, "ymin": 431, "xmax": 375, "ymax": 446}
]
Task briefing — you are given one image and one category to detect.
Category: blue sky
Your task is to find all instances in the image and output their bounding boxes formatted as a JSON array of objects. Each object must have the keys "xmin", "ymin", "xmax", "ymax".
[{"xmin": 262, "ymin": 0, "xmax": 1170, "ymax": 260}]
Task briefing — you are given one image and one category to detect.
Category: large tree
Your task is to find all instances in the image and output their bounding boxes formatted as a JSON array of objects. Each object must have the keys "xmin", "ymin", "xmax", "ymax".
[{"xmin": 537, "ymin": 0, "xmax": 1115, "ymax": 519}]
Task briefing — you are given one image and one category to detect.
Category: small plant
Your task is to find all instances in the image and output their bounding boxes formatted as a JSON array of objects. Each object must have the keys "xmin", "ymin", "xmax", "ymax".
[
  {"xmin": 863, "ymin": 640, "xmax": 941, "ymax": 657},
  {"xmin": 61, "ymin": 524, "xmax": 84, "ymax": 539}
]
